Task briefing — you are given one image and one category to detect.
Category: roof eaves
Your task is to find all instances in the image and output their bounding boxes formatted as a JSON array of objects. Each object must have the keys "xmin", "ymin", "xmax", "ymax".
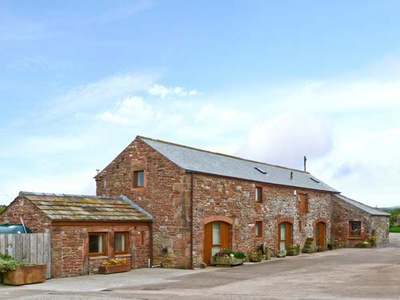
[
  {"xmin": 334, "ymin": 194, "xmax": 390, "ymax": 216},
  {"xmin": 119, "ymin": 195, "xmax": 154, "ymax": 221}
]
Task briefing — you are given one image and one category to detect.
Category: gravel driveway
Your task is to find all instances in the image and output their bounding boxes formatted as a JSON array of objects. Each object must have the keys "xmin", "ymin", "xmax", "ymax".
[{"xmin": 1, "ymin": 233, "xmax": 400, "ymax": 300}]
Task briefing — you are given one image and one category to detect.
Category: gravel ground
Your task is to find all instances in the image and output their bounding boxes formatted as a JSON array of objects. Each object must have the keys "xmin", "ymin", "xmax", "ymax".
[{"xmin": 1, "ymin": 233, "xmax": 399, "ymax": 300}]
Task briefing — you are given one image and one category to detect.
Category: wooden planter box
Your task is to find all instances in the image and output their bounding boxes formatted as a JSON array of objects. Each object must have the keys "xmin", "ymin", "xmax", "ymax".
[
  {"xmin": 209, "ymin": 257, "xmax": 244, "ymax": 267},
  {"xmin": 3, "ymin": 264, "xmax": 46, "ymax": 286},
  {"xmin": 98, "ymin": 264, "xmax": 131, "ymax": 274}
]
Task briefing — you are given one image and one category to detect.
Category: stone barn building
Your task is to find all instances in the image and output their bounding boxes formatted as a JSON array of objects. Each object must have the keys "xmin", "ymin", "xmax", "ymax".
[
  {"xmin": 95, "ymin": 136, "xmax": 390, "ymax": 268},
  {"xmin": 0, "ymin": 192, "xmax": 153, "ymax": 278},
  {"xmin": 333, "ymin": 194, "xmax": 390, "ymax": 246}
]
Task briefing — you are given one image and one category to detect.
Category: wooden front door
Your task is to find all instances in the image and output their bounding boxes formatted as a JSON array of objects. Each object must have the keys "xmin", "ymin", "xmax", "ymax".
[
  {"xmin": 316, "ymin": 222, "xmax": 326, "ymax": 247},
  {"xmin": 204, "ymin": 221, "xmax": 231, "ymax": 265},
  {"xmin": 278, "ymin": 222, "xmax": 292, "ymax": 250}
]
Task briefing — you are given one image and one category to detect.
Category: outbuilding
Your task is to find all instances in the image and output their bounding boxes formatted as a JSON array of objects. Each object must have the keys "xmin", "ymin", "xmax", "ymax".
[{"xmin": 0, "ymin": 192, "xmax": 153, "ymax": 278}]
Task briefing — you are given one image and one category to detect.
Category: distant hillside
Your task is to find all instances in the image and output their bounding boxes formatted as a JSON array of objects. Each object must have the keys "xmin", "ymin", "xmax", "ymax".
[{"xmin": 380, "ymin": 206, "xmax": 400, "ymax": 211}]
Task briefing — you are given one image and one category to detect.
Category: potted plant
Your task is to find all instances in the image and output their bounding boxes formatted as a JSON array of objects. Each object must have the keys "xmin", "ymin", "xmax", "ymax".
[
  {"xmin": 355, "ymin": 240, "xmax": 371, "ymax": 248},
  {"xmin": 369, "ymin": 236, "xmax": 377, "ymax": 247},
  {"xmin": 327, "ymin": 242, "xmax": 335, "ymax": 250},
  {"xmin": 336, "ymin": 241, "xmax": 345, "ymax": 249},
  {"xmin": 98, "ymin": 258, "xmax": 130, "ymax": 274},
  {"xmin": 287, "ymin": 244, "xmax": 300, "ymax": 256},
  {"xmin": 248, "ymin": 250, "xmax": 262, "ymax": 262},
  {"xmin": 276, "ymin": 249, "xmax": 286, "ymax": 258},
  {"xmin": 209, "ymin": 249, "xmax": 246, "ymax": 267},
  {"xmin": 0, "ymin": 253, "xmax": 46, "ymax": 286}
]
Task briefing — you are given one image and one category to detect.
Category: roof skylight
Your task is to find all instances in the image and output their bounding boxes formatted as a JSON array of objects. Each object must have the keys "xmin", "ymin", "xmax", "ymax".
[
  {"xmin": 310, "ymin": 177, "xmax": 320, "ymax": 183},
  {"xmin": 254, "ymin": 167, "xmax": 267, "ymax": 174}
]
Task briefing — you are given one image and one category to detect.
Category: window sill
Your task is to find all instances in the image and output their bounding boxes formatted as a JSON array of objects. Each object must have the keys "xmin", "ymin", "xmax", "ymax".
[
  {"xmin": 348, "ymin": 237, "xmax": 362, "ymax": 240},
  {"xmin": 115, "ymin": 254, "xmax": 132, "ymax": 258},
  {"xmin": 132, "ymin": 187, "xmax": 145, "ymax": 191},
  {"xmin": 89, "ymin": 256, "xmax": 109, "ymax": 261}
]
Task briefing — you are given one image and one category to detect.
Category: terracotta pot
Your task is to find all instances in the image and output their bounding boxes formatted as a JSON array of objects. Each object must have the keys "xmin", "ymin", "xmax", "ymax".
[
  {"xmin": 98, "ymin": 264, "xmax": 131, "ymax": 274},
  {"xmin": 3, "ymin": 264, "xmax": 46, "ymax": 285}
]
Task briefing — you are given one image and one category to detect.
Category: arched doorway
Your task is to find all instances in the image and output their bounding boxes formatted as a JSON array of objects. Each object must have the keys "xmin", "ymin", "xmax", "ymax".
[
  {"xmin": 278, "ymin": 222, "xmax": 293, "ymax": 250},
  {"xmin": 204, "ymin": 221, "xmax": 231, "ymax": 265},
  {"xmin": 315, "ymin": 222, "xmax": 326, "ymax": 248}
]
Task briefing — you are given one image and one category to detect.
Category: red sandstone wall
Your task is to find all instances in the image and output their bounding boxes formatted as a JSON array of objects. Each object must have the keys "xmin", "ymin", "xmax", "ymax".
[
  {"xmin": 51, "ymin": 224, "xmax": 151, "ymax": 278},
  {"xmin": 96, "ymin": 137, "xmax": 335, "ymax": 268},
  {"xmin": 96, "ymin": 138, "xmax": 192, "ymax": 268},
  {"xmin": 192, "ymin": 173, "xmax": 334, "ymax": 263},
  {"xmin": 332, "ymin": 198, "xmax": 389, "ymax": 246},
  {"xmin": 0, "ymin": 196, "xmax": 50, "ymax": 233}
]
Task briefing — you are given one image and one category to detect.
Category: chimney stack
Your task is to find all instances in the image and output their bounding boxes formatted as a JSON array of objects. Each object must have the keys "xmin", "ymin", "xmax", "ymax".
[{"xmin": 304, "ymin": 156, "xmax": 307, "ymax": 172}]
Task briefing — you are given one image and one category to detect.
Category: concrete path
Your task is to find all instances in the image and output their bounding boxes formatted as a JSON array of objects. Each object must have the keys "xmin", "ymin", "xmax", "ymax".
[{"xmin": 1, "ymin": 233, "xmax": 400, "ymax": 299}]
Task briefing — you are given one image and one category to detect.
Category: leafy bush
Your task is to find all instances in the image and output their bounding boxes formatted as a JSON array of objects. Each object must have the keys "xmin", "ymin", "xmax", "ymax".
[
  {"xmin": 0, "ymin": 253, "xmax": 27, "ymax": 273},
  {"xmin": 213, "ymin": 249, "xmax": 246, "ymax": 259},
  {"xmin": 248, "ymin": 250, "xmax": 262, "ymax": 262},
  {"xmin": 233, "ymin": 250, "xmax": 246, "ymax": 259},
  {"xmin": 389, "ymin": 226, "xmax": 400, "ymax": 233},
  {"xmin": 355, "ymin": 241, "xmax": 371, "ymax": 248}
]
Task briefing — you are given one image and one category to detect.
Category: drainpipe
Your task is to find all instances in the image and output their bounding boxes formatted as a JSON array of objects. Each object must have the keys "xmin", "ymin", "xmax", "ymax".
[
  {"xmin": 150, "ymin": 221, "xmax": 154, "ymax": 267},
  {"xmin": 188, "ymin": 170, "xmax": 194, "ymax": 270}
]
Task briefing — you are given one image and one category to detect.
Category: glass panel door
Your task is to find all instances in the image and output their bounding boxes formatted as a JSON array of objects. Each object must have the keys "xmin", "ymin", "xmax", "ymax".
[
  {"xmin": 212, "ymin": 222, "xmax": 221, "ymax": 255},
  {"xmin": 280, "ymin": 223, "xmax": 286, "ymax": 250}
]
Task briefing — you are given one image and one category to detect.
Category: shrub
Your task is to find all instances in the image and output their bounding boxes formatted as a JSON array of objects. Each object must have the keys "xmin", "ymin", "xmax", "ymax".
[
  {"xmin": 389, "ymin": 226, "xmax": 400, "ymax": 233},
  {"xmin": 0, "ymin": 253, "xmax": 27, "ymax": 273},
  {"xmin": 248, "ymin": 250, "xmax": 262, "ymax": 262},
  {"xmin": 213, "ymin": 249, "xmax": 246, "ymax": 259}
]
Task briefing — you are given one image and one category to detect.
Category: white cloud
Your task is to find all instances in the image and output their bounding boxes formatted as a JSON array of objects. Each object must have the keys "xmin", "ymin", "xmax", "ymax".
[
  {"xmin": 2, "ymin": 59, "xmax": 400, "ymax": 208},
  {"xmin": 237, "ymin": 113, "xmax": 333, "ymax": 170},
  {"xmin": 44, "ymin": 72, "xmax": 159, "ymax": 118},
  {"xmin": 147, "ymin": 84, "xmax": 199, "ymax": 99},
  {"xmin": 98, "ymin": 96, "xmax": 154, "ymax": 125}
]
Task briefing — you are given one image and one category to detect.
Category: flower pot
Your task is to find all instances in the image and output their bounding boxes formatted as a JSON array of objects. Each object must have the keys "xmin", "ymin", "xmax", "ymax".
[
  {"xmin": 98, "ymin": 264, "xmax": 131, "ymax": 274},
  {"xmin": 287, "ymin": 249, "xmax": 299, "ymax": 256},
  {"xmin": 209, "ymin": 257, "xmax": 244, "ymax": 267},
  {"xmin": 3, "ymin": 264, "xmax": 46, "ymax": 285}
]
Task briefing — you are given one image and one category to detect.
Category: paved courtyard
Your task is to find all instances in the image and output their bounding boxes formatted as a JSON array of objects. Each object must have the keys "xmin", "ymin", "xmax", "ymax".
[{"xmin": 1, "ymin": 233, "xmax": 400, "ymax": 300}]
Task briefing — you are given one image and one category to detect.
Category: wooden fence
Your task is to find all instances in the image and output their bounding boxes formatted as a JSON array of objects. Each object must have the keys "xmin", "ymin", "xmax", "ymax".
[{"xmin": 0, "ymin": 233, "xmax": 51, "ymax": 278}]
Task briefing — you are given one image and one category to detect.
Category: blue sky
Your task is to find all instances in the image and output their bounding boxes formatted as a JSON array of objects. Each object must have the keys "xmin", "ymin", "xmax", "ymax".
[{"xmin": 1, "ymin": 0, "xmax": 400, "ymax": 207}]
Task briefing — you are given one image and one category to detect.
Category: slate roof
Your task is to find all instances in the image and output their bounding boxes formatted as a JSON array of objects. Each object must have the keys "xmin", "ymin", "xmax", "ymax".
[
  {"xmin": 140, "ymin": 136, "xmax": 338, "ymax": 193},
  {"xmin": 334, "ymin": 194, "xmax": 390, "ymax": 216},
  {"xmin": 20, "ymin": 192, "xmax": 153, "ymax": 222}
]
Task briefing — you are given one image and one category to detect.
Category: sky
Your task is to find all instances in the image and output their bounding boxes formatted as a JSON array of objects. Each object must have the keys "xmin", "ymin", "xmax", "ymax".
[{"xmin": 1, "ymin": 0, "xmax": 400, "ymax": 207}]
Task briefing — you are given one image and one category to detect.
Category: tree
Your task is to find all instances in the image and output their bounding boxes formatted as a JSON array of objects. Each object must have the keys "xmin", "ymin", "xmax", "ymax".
[{"xmin": 382, "ymin": 208, "xmax": 400, "ymax": 226}]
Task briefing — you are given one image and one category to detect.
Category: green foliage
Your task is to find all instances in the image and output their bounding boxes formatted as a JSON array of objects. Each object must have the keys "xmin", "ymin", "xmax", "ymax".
[
  {"xmin": 355, "ymin": 240, "xmax": 371, "ymax": 248},
  {"xmin": 217, "ymin": 249, "xmax": 246, "ymax": 259},
  {"xmin": 288, "ymin": 244, "xmax": 300, "ymax": 251},
  {"xmin": 383, "ymin": 208, "xmax": 400, "ymax": 226},
  {"xmin": 0, "ymin": 205, "xmax": 6, "ymax": 214},
  {"xmin": 389, "ymin": 225, "xmax": 400, "ymax": 233},
  {"xmin": 0, "ymin": 253, "xmax": 27, "ymax": 273},
  {"xmin": 248, "ymin": 250, "xmax": 262, "ymax": 262}
]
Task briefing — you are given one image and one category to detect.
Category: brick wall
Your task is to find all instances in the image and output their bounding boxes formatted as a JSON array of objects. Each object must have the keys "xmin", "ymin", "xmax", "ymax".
[
  {"xmin": 0, "ymin": 196, "xmax": 50, "ymax": 232},
  {"xmin": 0, "ymin": 195, "xmax": 151, "ymax": 278},
  {"xmin": 96, "ymin": 138, "xmax": 191, "ymax": 268},
  {"xmin": 51, "ymin": 223, "xmax": 151, "ymax": 278},
  {"xmin": 332, "ymin": 198, "xmax": 389, "ymax": 246},
  {"xmin": 192, "ymin": 173, "xmax": 333, "ymax": 263},
  {"xmin": 96, "ymin": 137, "xmax": 335, "ymax": 268}
]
